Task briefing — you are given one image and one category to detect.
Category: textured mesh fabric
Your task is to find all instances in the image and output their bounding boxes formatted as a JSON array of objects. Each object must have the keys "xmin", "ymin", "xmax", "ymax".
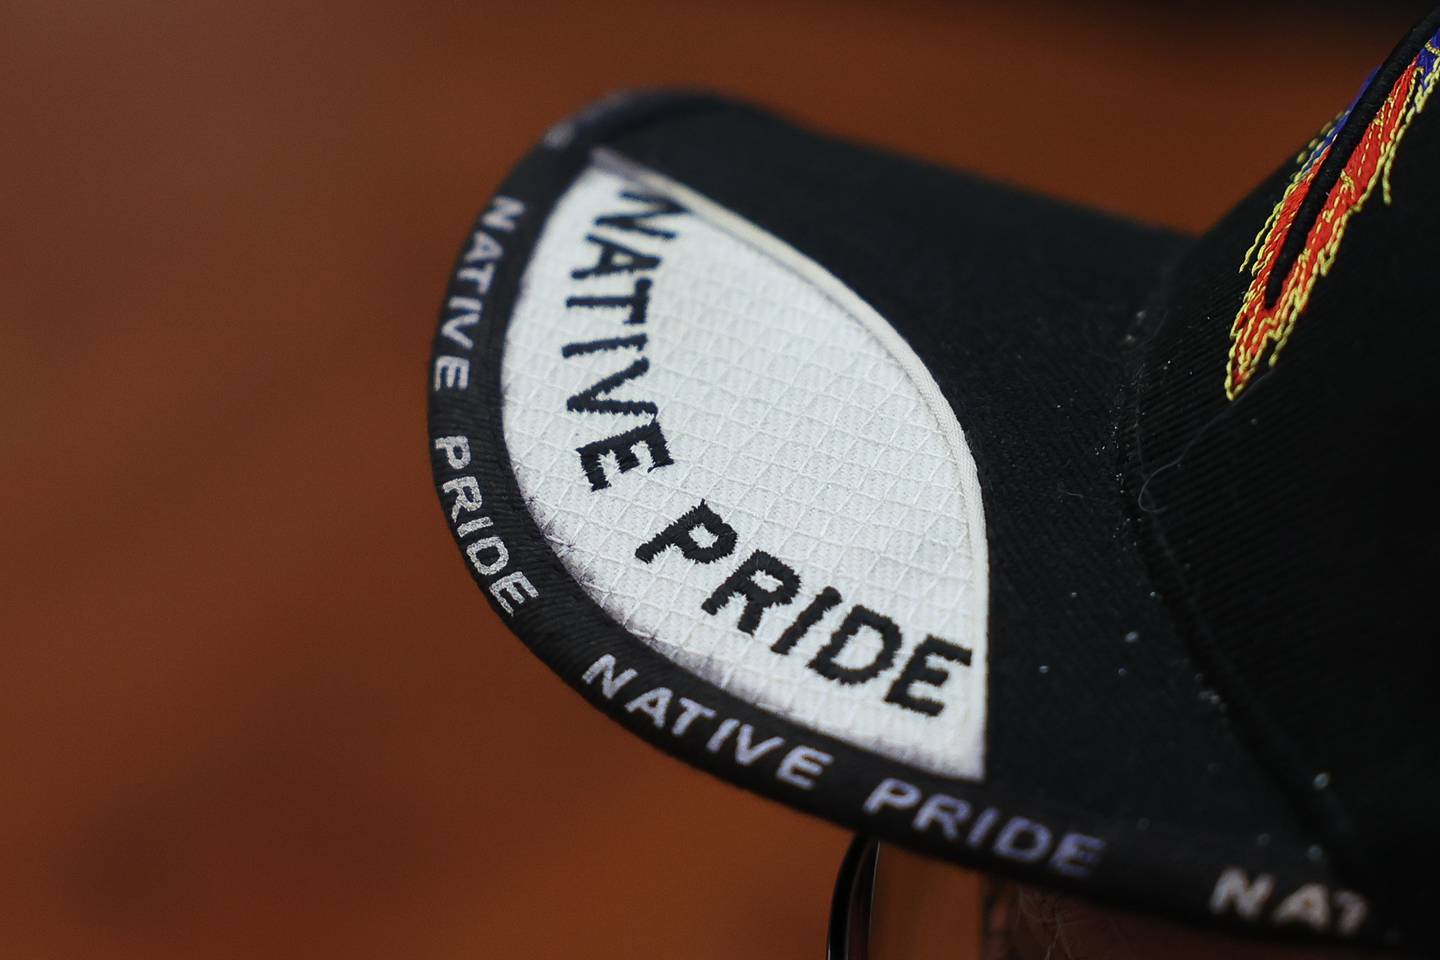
[
  {"xmin": 500, "ymin": 163, "xmax": 990, "ymax": 777},
  {"xmin": 605, "ymin": 105, "xmax": 1323, "ymax": 865}
]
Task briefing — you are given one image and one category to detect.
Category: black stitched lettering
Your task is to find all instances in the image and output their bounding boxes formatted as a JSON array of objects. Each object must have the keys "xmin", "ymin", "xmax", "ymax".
[
  {"xmin": 567, "ymin": 358, "xmax": 657, "ymax": 416},
  {"xmin": 701, "ymin": 551, "xmax": 801, "ymax": 635},
  {"xmin": 635, "ymin": 502, "xmax": 738, "ymax": 565},
  {"xmin": 809, "ymin": 605, "xmax": 902, "ymax": 685},
  {"xmin": 571, "ymin": 233, "xmax": 661, "ymax": 279},
  {"xmin": 595, "ymin": 191, "xmax": 685, "ymax": 239},
  {"xmin": 561, "ymin": 333, "xmax": 647, "ymax": 357},
  {"xmin": 577, "ymin": 420, "xmax": 673, "ymax": 491},
  {"xmin": 566, "ymin": 277, "xmax": 652, "ymax": 325},
  {"xmin": 884, "ymin": 636, "xmax": 972, "ymax": 716},
  {"xmin": 773, "ymin": 587, "xmax": 843, "ymax": 654}
]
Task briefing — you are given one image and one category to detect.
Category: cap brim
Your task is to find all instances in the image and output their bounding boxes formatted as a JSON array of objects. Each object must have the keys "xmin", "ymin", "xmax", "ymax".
[{"xmin": 427, "ymin": 92, "xmax": 1375, "ymax": 946}]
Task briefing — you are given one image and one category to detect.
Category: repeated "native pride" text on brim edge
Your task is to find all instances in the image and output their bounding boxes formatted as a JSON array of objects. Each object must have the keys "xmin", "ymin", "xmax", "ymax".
[{"xmin": 425, "ymin": 92, "xmax": 1390, "ymax": 950}]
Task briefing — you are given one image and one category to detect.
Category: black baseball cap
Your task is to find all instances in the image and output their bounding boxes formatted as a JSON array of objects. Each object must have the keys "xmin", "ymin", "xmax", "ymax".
[{"xmin": 426, "ymin": 8, "xmax": 1440, "ymax": 954}]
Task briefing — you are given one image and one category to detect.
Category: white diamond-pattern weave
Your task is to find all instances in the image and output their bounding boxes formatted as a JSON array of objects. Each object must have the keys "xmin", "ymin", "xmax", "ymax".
[{"xmin": 501, "ymin": 163, "xmax": 989, "ymax": 779}]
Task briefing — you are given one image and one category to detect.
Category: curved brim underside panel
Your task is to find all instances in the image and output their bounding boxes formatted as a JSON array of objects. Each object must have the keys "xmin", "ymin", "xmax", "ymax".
[{"xmin": 426, "ymin": 92, "xmax": 1386, "ymax": 949}]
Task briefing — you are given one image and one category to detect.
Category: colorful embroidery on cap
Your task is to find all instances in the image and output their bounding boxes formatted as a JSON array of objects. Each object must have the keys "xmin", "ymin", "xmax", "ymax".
[{"xmin": 1226, "ymin": 31, "xmax": 1440, "ymax": 400}]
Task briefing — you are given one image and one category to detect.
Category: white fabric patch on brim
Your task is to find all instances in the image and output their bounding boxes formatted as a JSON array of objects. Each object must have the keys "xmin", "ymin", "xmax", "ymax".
[{"xmin": 500, "ymin": 154, "xmax": 990, "ymax": 780}]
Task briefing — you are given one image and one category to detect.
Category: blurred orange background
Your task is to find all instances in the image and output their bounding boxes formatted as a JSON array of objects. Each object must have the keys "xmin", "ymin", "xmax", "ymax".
[{"xmin": 1, "ymin": 2, "xmax": 1425, "ymax": 957}]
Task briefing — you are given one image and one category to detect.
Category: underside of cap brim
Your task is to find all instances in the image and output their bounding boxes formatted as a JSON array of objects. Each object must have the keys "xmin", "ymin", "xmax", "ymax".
[{"xmin": 426, "ymin": 90, "xmax": 1393, "ymax": 949}]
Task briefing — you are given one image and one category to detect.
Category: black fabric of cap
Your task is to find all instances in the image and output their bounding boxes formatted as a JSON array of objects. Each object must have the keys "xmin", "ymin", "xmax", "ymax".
[
  {"xmin": 426, "ymin": 11, "xmax": 1440, "ymax": 953},
  {"xmin": 1134, "ymin": 7, "xmax": 1440, "ymax": 935},
  {"xmin": 604, "ymin": 109, "xmax": 1310, "ymax": 839},
  {"xmin": 602, "ymin": 98, "xmax": 1358, "ymax": 928}
]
